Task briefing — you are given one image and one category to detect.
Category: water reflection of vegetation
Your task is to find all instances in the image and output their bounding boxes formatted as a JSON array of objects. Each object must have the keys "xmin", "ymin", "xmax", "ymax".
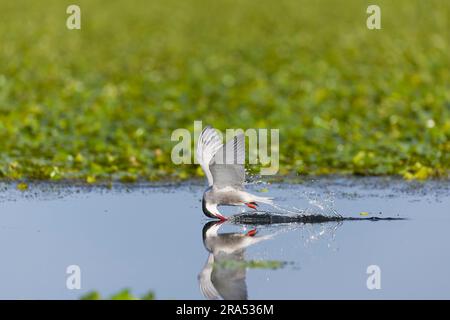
[
  {"xmin": 215, "ymin": 259, "xmax": 289, "ymax": 270},
  {"xmin": 80, "ymin": 289, "xmax": 155, "ymax": 300}
]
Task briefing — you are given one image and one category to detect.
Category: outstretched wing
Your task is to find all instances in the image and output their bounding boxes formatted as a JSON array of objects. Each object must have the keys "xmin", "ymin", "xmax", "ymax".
[
  {"xmin": 198, "ymin": 254, "xmax": 221, "ymax": 300},
  {"xmin": 210, "ymin": 133, "xmax": 245, "ymax": 189},
  {"xmin": 211, "ymin": 251, "xmax": 248, "ymax": 300},
  {"xmin": 197, "ymin": 126, "xmax": 223, "ymax": 186},
  {"xmin": 198, "ymin": 252, "xmax": 248, "ymax": 300}
]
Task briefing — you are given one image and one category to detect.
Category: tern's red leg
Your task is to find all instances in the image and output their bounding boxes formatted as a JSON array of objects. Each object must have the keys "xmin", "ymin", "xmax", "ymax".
[
  {"xmin": 246, "ymin": 229, "xmax": 257, "ymax": 237},
  {"xmin": 245, "ymin": 202, "xmax": 258, "ymax": 210}
]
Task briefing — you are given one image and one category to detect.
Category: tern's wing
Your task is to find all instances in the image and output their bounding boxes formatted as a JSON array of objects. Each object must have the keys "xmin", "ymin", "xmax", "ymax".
[
  {"xmin": 209, "ymin": 133, "xmax": 245, "ymax": 189},
  {"xmin": 198, "ymin": 254, "xmax": 221, "ymax": 300},
  {"xmin": 197, "ymin": 126, "xmax": 223, "ymax": 186}
]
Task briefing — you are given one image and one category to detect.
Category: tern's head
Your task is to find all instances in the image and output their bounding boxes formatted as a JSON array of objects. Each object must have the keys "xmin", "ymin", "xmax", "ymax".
[{"xmin": 202, "ymin": 188, "xmax": 227, "ymax": 221}]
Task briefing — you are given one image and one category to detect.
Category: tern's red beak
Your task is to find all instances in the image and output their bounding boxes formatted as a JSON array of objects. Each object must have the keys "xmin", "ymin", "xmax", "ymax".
[
  {"xmin": 216, "ymin": 213, "xmax": 228, "ymax": 221},
  {"xmin": 245, "ymin": 202, "xmax": 258, "ymax": 210}
]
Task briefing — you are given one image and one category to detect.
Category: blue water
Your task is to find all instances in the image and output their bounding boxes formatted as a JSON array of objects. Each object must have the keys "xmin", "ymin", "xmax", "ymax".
[{"xmin": 0, "ymin": 178, "xmax": 449, "ymax": 299}]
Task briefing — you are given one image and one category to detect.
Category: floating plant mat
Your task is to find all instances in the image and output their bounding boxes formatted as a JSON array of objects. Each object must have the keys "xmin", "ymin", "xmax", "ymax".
[{"xmin": 230, "ymin": 212, "xmax": 405, "ymax": 225}]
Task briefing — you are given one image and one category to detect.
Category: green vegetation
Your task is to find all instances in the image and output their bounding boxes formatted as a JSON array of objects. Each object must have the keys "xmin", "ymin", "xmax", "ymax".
[
  {"xmin": 0, "ymin": 0, "xmax": 448, "ymax": 182},
  {"xmin": 81, "ymin": 288, "xmax": 155, "ymax": 300}
]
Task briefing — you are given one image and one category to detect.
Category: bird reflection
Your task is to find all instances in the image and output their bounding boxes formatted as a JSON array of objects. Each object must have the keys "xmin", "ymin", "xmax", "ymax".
[{"xmin": 198, "ymin": 221, "xmax": 272, "ymax": 300}]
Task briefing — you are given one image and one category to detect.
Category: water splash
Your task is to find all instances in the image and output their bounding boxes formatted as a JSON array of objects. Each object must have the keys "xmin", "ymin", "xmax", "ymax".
[
  {"xmin": 256, "ymin": 188, "xmax": 342, "ymax": 219},
  {"xmin": 303, "ymin": 190, "xmax": 342, "ymax": 218}
]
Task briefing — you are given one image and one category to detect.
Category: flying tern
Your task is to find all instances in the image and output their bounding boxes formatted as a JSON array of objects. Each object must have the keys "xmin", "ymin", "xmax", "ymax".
[{"xmin": 197, "ymin": 126, "xmax": 273, "ymax": 220}]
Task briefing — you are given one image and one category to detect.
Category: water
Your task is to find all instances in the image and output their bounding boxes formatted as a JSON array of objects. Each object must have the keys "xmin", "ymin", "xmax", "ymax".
[{"xmin": 0, "ymin": 177, "xmax": 449, "ymax": 299}]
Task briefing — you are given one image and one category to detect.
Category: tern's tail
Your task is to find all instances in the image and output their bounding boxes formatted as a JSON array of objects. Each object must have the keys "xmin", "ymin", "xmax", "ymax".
[{"xmin": 251, "ymin": 195, "xmax": 274, "ymax": 205}]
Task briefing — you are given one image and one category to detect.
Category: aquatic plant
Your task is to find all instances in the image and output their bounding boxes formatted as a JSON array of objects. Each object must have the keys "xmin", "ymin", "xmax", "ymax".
[
  {"xmin": 0, "ymin": 0, "xmax": 448, "ymax": 182},
  {"xmin": 80, "ymin": 289, "xmax": 155, "ymax": 300}
]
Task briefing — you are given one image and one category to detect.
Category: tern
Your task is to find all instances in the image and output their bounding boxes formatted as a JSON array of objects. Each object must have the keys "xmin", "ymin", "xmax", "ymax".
[
  {"xmin": 197, "ymin": 126, "xmax": 273, "ymax": 220},
  {"xmin": 198, "ymin": 221, "xmax": 272, "ymax": 300}
]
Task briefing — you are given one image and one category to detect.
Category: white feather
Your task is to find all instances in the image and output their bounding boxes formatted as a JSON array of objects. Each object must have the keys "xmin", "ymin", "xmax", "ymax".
[{"xmin": 197, "ymin": 126, "xmax": 223, "ymax": 186}]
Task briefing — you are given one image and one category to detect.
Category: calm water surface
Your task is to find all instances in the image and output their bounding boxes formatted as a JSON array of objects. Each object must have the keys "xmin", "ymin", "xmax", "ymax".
[{"xmin": 0, "ymin": 177, "xmax": 449, "ymax": 299}]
